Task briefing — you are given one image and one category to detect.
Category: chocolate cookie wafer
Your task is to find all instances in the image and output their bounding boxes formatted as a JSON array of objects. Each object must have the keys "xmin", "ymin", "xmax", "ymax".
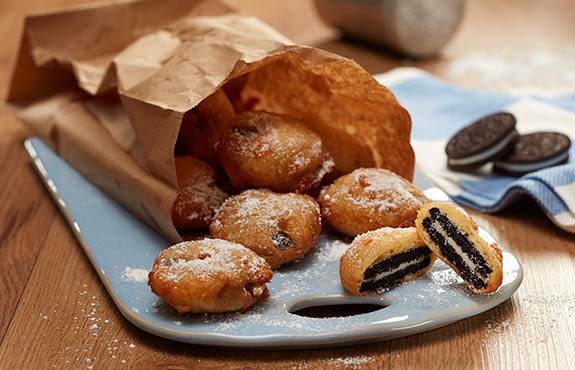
[
  {"xmin": 493, "ymin": 132, "xmax": 571, "ymax": 176},
  {"xmin": 446, "ymin": 112, "xmax": 519, "ymax": 171}
]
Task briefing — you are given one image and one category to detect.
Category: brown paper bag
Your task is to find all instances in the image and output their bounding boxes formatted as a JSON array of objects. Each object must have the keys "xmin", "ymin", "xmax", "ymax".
[{"xmin": 8, "ymin": 0, "xmax": 414, "ymax": 242}]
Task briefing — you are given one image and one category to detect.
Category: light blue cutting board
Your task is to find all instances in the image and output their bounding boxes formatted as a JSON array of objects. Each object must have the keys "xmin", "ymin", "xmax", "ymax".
[{"xmin": 24, "ymin": 137, "xmax": 523, "ymax": 349}]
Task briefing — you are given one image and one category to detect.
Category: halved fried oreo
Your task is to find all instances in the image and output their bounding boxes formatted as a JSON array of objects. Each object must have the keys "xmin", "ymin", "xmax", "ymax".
[
  {"xmin": 340, "ymin": 227, "xmax": 436, "ymax": 295},
  {"xmin": 415, "ymin": 202, "xmax": 503, "ymax": 294}
]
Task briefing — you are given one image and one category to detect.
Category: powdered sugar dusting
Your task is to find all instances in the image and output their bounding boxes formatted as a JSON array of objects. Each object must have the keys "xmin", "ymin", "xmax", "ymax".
[
  {"xmin": 329, "ymin": 354, "xmax": 375, "ymax": 369},
  {"xmin": 313, "ymin": 239, "xmax": 350, "ymax": 261},
  {"xmin": 212, "ymin": 189, "xmax": 319, "ymax": 240},
  {"xmin": 173, "ymin": 157, "xmax": 228, "ymax": 225},
  {"xmin": 175, "ymin": 177, "xmax": 228, "ymax": 219},
  {"xmin": 154, "ymin": 239, "xmax": 269, "ymax": 284},
  {"xmin": 320, "ymin": 168, "xmax": 427, "ymax": 215},
  {"xmin": 121, "ymin": 267, "xmax": 148, "ymax": 283},
  {"xmin": 430, "ymin": 268, "xmax": 463, "ymax": 286},
  {"xmin": 216, "ymin": 189, "xmax": 291, "ymax": 229},
  {"xmin": 40, "ymin": 282, "xmax": 138, "ymax": 368},
  {"xmin": 351, "ymin": 168, "xmax": 425, "ymax": 211},
  {"xmin": 202, "ymin": 304, "xmax": 308, "ymax": 331}
]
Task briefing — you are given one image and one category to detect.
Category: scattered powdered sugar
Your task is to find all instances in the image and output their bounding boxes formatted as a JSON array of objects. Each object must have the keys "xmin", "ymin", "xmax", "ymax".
[
  {"xmin": 486, "ymin": 319, "xmax": 510, "ymax": 333},
  {"xmin": 121, "ymin": 267, "xmax": 148, "ymax": 283},
  {"xmin": 288, "ymin": 355, "xmax": 376, "ymax": 369},
  {"xmin": 201, "ymin": 304, "xmax": 308, "ymax": 331},
  {"xmin": 42, "ymin": 282, "xmax": 138, "ymax": 368},
  {"xmin": 430, "ymin": 268, "xmax": 463, "ymax": 286},
  {"xmin": 313, "ymin": 239, "xmax": 350, "ymax": 261},
  {"xmin": 291, "ymin": 150, "xmax": 312, "ymax": 170},
  {"xmin": 267, "ymin": 270, "xmax": 310, "ymax": 299},
  {"xmin": 329, "ymin": 354, "xmax": 375, "ymax": 369}
]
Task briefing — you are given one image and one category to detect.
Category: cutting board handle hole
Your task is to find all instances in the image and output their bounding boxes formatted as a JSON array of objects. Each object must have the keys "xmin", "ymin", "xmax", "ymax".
[{"xmin": 288, "ymin": 296, "xmax": 389, "ymax": 318}]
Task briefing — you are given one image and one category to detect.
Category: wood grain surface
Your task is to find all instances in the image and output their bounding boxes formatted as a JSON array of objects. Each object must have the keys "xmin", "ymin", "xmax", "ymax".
[{"xmin": 0, "ymin": 0, "xmax": 574, "ymax": 369}]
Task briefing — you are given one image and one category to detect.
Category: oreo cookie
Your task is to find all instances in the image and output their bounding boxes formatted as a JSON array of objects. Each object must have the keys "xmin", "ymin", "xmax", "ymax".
[
  {"xmin": 493, "ymin": 132, "xmax": 571, "ymax": 176},
  {"xmin": 445, "ymin": 112, "xmax": 519, "ymax": 171}
]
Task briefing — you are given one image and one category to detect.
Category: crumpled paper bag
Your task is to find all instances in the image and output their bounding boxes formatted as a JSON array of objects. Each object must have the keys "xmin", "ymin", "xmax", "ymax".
[{"xmin": 8, "ymin": 0, "xmax": 414, "ymax": 242}]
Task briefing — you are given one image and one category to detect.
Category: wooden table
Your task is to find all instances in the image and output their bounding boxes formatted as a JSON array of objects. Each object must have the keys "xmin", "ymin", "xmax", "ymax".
[{"xmin": 0, "ymin": 0, "xmax": 573, "ymax": 369}]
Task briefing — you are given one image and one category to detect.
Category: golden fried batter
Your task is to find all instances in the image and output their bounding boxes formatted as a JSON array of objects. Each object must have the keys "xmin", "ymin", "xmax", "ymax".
[
  {"xmin": 210, "ymin": 189, "xmax": 321, "ymax": 269},
  {"xmin": 215, "ymin": 111, "xmax": 334, "ymax": 193},
  {"xmin": 148, "ymin": 239, "xmax": 273, "ymax": 313},
  {"xmin": 172, "ymin": 156, "xmax": 229, "ymax": 229},
  {"xmin": 317, "ymin": 168, "xmax": 429, "ymax": 236}
]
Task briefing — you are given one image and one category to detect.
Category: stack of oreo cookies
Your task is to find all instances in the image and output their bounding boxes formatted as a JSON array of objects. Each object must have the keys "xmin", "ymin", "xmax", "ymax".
[{"xmin": 445, "ymin": 112, "xmax": 571, "ymax": 176}]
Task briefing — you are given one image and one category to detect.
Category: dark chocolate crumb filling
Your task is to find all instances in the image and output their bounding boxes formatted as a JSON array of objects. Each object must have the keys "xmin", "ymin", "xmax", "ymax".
[
  {"xmin": 360, "ymin": 255, "xmax": 432, "ymax": 293},
  {"xmin": 272, "ymin": 231, "xmax": 294, "ymax": 249}
]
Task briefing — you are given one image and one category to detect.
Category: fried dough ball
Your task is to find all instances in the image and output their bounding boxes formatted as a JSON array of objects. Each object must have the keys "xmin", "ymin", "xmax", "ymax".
[
  {"xmin": 172, "ymin": 156, "xmax": 229, "ymax": 229},
  {"xmin": 317, "ymin": 168, "xmax": 429, "ymax": 237},
  {"xmin": 210, "ymin": 189, "xmax": 321, "ymax": 269},
  {"xmin": 148, "ymin": 239, "xmax": 273, "ymax": 313},
  {"xmin": 214, "ymin": 111, "xmax": 334, "ymax": 193}
]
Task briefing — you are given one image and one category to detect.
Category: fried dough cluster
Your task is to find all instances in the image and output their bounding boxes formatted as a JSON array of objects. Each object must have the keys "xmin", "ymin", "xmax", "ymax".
[{"xmin": 152, "ymin": 85, "xmax": 420, "ymax": 313}]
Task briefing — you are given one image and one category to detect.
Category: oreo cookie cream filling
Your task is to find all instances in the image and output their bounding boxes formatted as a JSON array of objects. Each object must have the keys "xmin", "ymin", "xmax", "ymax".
[{"xmin": 359, "ymin": 246, "xmax": 433, "ymax": 293}]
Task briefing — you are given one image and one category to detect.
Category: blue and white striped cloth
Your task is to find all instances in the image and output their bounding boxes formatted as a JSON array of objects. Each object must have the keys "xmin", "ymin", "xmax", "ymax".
[{"xmin": 376, "ymin": 68, "xmax": 575, "ymax": 233}]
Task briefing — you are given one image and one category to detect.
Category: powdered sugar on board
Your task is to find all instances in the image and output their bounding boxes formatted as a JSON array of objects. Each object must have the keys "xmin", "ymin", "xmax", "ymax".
[
  {"xmin": 121, "ymin": 267, "xmax": 148, "ymax": 283},
  {"xmin": 312, "ymin": 238, "xmax": 350, "ymax": 261}
]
